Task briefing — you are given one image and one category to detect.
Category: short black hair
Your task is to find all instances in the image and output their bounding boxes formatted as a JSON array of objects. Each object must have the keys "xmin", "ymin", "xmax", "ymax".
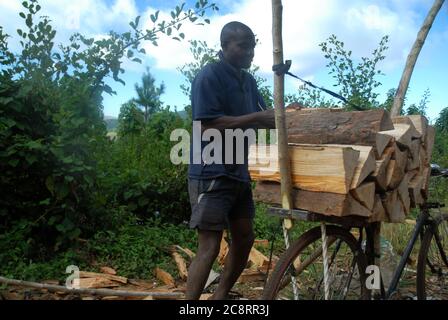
[{"xmin": 220, "ymin": 21, "xmax": 254, "ymax": 48}]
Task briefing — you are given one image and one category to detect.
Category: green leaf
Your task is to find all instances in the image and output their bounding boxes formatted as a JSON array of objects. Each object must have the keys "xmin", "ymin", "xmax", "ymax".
[
  {"xmin": 134, "ymin": 15, "xmax": 141, "ymax": 27},
  {"xmin": 45, "ymin": 176, "xmax": 55, "ymax": 195},
  {"xmin": 138, "ymin": 197, "xmax": 149, "ymax": 207},
  {"xmin": 39, "ymin": 198, "xmax": 51, "ymax": 206},
  {"xmin": 56, "ymin": 183, "xmax": 69, "ymax": 199},
  {"xmin": 19, "ymin": 12, "xmax": 26, "ymax": 19},
  {"xmin": 8, "ymin": 159, "xmax": 19, "ymax": 167}
]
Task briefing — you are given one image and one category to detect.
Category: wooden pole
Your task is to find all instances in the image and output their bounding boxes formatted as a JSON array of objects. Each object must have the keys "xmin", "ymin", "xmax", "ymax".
[
  {"xmin": 272, "ymin": 0, "xmax": 293, "ymax": 228},
  {"xmin": 0, "ymin": 276, "xmax": 183, "ymax": 299},
  {"xmin": 390, "ymin": 0, "xmax": 445, "ymax": 117}
]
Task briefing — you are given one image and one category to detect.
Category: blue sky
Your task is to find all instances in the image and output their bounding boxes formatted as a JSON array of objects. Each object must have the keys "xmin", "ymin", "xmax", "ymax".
[{"xmin": 1, "ymin": 0, "xmax": 447, "ymax": 122}]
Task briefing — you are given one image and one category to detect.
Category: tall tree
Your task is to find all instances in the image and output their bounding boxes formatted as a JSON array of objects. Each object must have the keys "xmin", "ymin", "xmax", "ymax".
[
  {"xmin": 391, "ymin": 0, "xmax": 445, "ymax": 116},
  {"xmin": 134, "ymin": 67, "xmax": 166, "ymax": 123},
  {"xmin": 118, "ymin": 100, "xmax": 145, "ymax": 136}
]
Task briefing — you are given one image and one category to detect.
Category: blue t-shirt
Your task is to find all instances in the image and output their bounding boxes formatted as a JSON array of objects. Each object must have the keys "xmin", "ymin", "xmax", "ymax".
[{"xmin": 188, "ymin": 52, "xmax": 267, "ymax": 182}]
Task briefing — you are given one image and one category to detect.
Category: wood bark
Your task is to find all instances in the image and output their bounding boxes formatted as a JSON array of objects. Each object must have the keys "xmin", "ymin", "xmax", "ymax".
[
  {"xmin": 272, "ymin": 0, "xmax": 293, "ymax": 213},
  {"xmin": 391, "ymin": 0, "xmax": 445, "ymax": 116}
]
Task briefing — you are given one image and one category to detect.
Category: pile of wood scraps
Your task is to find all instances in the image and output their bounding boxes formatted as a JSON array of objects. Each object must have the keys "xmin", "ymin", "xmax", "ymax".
[
  {"xmin": 0, "ymin": 238, "xmax": 278, "ymax": 300},
  {"xmin": 250, "ymin": 108, "xmax": 435, "ymax": 223}
]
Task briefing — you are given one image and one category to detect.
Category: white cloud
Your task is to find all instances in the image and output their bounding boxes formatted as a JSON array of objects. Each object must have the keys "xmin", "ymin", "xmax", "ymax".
[
  {"xmin": 0, "ymin": 0, "xmax": 138, "ymax": 49},
  {"xmin": 136, "ymin": 0, "xmax": 430, "ymax": 81},
  {"xmin": 1, "ymin": 0, "xmax": 445, "ymax": 100}
]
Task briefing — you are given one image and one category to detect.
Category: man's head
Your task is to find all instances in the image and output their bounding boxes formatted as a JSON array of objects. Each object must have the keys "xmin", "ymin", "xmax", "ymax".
[{"xmin": 220, "ymin": 21, "xmax": 256, "ymax": 70}]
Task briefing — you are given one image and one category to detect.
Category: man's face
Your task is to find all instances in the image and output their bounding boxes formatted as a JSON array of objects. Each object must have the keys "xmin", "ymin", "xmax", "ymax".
[{"xmin": 222, "ymin": 30, "xmax": 256, "ymax": 70}]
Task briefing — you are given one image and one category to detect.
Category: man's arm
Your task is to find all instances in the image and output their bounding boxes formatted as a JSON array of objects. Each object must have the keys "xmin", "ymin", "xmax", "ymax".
[{"xmin": 201, "ymin": 109, "xmax": 276, "ymax": 131}]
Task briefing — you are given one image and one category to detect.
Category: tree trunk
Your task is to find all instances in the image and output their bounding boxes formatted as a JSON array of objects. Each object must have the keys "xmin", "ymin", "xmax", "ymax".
[
  {"xmin": 391, "ymin": 0, "xmax": 445, "ymax": 117},
  {"xmin": 272, "ymin": 0, "xmax": 293, "ymax": 213}
]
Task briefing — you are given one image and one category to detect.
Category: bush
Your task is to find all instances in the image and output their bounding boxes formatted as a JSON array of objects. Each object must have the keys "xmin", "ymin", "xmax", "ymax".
[
  {"xmin": 86, "ymin": 215, "xmax": 197, "ymax": 279},
  {"xmin": 97, "ymin": 108, "xmax": 191, "ymax": 223}
]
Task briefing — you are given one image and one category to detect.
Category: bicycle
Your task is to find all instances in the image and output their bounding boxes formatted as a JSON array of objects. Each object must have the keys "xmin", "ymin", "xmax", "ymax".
[{"xmin": 261, "ymin": 164, "xmax": 448, "ymax": 300}]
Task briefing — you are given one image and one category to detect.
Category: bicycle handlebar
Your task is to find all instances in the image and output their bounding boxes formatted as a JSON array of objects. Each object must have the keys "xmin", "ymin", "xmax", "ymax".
[{"xmin": 430, "ymin": 163, "xmax": 448, "ymax": 177}]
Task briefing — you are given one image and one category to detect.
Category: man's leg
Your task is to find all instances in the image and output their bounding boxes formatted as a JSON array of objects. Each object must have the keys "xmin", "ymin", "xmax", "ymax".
[
  {"xmin": 210, "ymin": 218, "xmax": 254, "ymax": 300},
  {"xmin": 186, "ymin": 229, "xmax": 223, "ymax": 300}
]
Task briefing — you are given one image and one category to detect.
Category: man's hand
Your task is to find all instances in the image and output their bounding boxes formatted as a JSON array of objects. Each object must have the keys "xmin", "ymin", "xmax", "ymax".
[
  {"xmin": 200, "ymin": 109, "xmax": 276, "ymax": 131},
  {"xmin": 256, "ymin": 109, "xmax": 276, "ymax": 129}
]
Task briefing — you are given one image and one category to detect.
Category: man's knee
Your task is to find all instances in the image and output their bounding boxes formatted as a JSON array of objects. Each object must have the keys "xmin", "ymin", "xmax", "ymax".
[
  {"xmin": 232, "ymin": 229, "xmax": 255, "ymax": 247},
  {"xmin": 197, "ymin": 229, "xmax": 222, "ymax": 259}
]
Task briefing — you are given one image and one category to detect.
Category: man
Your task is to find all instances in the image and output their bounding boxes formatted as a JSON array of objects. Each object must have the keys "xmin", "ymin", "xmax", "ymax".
[{"xmin": 186, "ymin": 21, "xmax": 276, "ymax": 300}]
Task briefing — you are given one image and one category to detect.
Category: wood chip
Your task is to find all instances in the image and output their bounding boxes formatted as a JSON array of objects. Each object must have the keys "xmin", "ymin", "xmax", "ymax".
[
  {"xmin": 100, "ymin": 267, "xmax": 117, "ymax": 275},
  {"xmin": 154, "ymin": 268, "xmax": 175, "ymax": 287}
]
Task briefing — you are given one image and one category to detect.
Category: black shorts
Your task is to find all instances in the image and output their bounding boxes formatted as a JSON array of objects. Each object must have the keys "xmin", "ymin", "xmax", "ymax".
[{"xmin": 188, "ymin": 176, "xmax": 255, "ymax": 231}]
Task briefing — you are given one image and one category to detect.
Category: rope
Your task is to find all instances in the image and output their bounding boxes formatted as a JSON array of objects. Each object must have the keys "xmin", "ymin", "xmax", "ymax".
[
  {"xmin": 272, "ymin": 61, "xmax": 365, "ymax": 111},
  {"xmin": 320, "ymin": 222, "xmax": 331, "ymax": 300}
]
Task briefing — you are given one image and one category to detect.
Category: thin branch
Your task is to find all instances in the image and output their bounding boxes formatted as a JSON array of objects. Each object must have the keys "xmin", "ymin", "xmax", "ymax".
[{"xmin": 0, "ymin": 276, "xmax": 183, "ymax": 299}]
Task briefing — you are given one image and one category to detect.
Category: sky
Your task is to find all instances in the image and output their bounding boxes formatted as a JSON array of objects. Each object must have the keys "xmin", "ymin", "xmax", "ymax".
[{"xmin": 1, "ymin": 0, "xmax": 447, "ymax": 122}]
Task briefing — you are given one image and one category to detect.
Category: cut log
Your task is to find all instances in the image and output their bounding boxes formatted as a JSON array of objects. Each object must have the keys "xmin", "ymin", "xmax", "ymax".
[
  {"xmin": 249, "ymin": 144, "xmax": 360, "ymax": 194},
  {"xmin": 424, "ymin": 126, "xmax": 435, "ymax": 160},
  {"xmin": 253, "ymin": 181, "xmax": 372, "ymax": 217},
  {"xmin": 407, "ymin": 115, "xmax": 428, "ymax": 139},
  {"xmin": 171, "ymin": 252, "xmax": 188, "ymax": 281},
  {"xmin": 406, "ymin": 139, "xmax": 421, "ymax": 171},
  {"xmin": 421, "ymin": 166, "xmax": 431, "ymax": 199},
  {"xmin": 386, "ymin": 160, "xmax": 405, "ymax": 189},
  {"xmin": 392, "ymin": 116, "xmax": 422, "ymax": 139},
  {"xmin": 371, "ymin": 147, "xmax": 393, "ymax": 192},
  {"xmin": 368, "ymin": 195, "xmax": 388, "ymax": 223},
  {"xmin": 351, "ymin": 182, "xmax": 375, "ymax": 211},
  {"xmin": 382, "ymin": 190, "xmax": 406, "ymax": 223},
  {"xmin": 409, "ymin": 174, "xmax": 425, "ymax": 207},
  {"xmin": 286, "ymin": 109, "xmax": 394, "ymax": 146},
  {"xmin": 375, "ymin": 132, "xmax": 394, "ymax": 159},
  {"xmin": 248, "ymin": 247, "xmax": 269, "ymax": 269},
  {"xmin": 79, "ymin": 271, "xmax": 127, "ymax": 284},
  {"xmin": 380, "ymin": 123, "xmax": 413, "ymax": 149},
  {"xmin": 397, "ymin": 173, "xmax": 411, "ymax": 215},
  {"xmin": 391, "ymin": 142, "xmax": 408, "ymax": 170},
  {"xmin": 154, "ymin": 268, "xmax": 175, "ymax": 287},
  {"xmin": 420, "ymin": 145, "xmax": 429, "ymax": 168},
  {"xmin": 349, "ymin": 145, "xmax": 376, "ymax": 189}
]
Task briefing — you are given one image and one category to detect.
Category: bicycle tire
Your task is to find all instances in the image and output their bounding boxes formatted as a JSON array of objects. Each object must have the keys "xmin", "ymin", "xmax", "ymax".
[
  {"xmin": 262, "ymin": 225, "xmax": 370, "ymax": 300},
  {"xmin": 417, "ymin": 213, "xmax": 448, "ymax": 300}
]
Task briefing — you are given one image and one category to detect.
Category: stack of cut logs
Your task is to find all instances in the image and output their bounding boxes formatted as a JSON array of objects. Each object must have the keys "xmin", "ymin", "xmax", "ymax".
[{"xmin": 249, "ymin": 108, "xmax": 435, "ymax": 223}]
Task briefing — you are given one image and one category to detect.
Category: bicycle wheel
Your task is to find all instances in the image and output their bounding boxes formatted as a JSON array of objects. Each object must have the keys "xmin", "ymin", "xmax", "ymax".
[
  {"xmin": 262, "ymin": 225, "xmax": 370, "ymax": 300},
  {"xmin": 417, "ymin": 213, "xmax": 448, "ymax": 300}
]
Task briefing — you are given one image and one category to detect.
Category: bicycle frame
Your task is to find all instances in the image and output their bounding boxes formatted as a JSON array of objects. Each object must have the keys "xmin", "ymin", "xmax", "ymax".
[{"xmin": 383, "ymin": 207, "xmax": 429, "ymax": 299}]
